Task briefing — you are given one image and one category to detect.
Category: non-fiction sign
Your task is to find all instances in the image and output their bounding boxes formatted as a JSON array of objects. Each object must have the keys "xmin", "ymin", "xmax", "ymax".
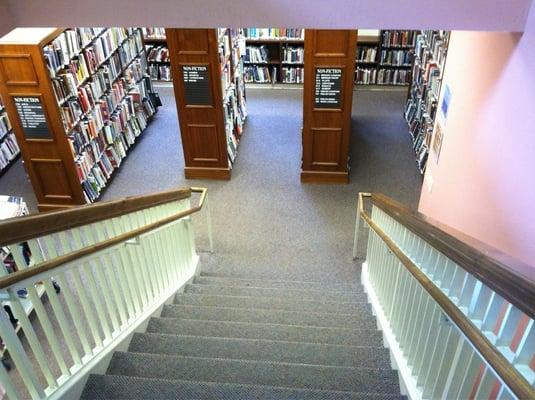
[
  {"xmin": 13, "ymin": 96, "xmax": 50, "ymax": 139},
  {"xmin": 314, "ymin": 68, "xmax": 343, "ymax": 109},
  {"xmin": 182, "ymin": 65, "xmax": 212, "ymax": 106}
]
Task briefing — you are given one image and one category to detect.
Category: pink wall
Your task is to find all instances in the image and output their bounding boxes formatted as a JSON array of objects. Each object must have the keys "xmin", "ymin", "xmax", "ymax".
[
  {"xmin": 3, "ymin": 0, "xmax": 534, "ymax": 31},
  {"xmin": 419, "ymin": 2, "xmax": 535, "ymax": 276},
  {"xmin": 0, "ymin": 2, "xmax": 15, "ymax": 36}
]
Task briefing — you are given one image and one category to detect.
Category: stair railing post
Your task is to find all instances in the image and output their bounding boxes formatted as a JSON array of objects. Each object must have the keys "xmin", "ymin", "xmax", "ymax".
[{"xmin": 205, "ymin": 193, "xmax": 214, "ymax": 253}]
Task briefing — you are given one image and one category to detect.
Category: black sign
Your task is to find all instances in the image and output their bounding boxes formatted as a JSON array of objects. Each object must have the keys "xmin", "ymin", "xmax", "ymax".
[
  {"xmin": 13, "ymin": 96, "xmax": 50, "ymax": 139},
  {"xmin": 314, "ymin": 68, "xmax": 343, "ymax": 109},
  {"xmin": 182, "ymin": 65, "xmax": 212, "ymax": 106}
]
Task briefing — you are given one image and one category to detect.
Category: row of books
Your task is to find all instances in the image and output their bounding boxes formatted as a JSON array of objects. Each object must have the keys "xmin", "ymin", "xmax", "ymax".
[
  {"xmin": 282, "ymin": 46, "xmax": 304, "ymax": 63},
  {"xmin": 244, "ymin": 28, "xmax": 304, "ymax": 40},
  {"xmin": 142, "ymin": 27, "xmax": 166, "ymax": 40},
  {"xmin": 405, "ymin": 30, "xmax": 450, "ymax": 174},
  {"xmin": 282, "ymin": 67, "xmax": 304, "ymax": 84},
  {"xmin": 0, "ymin": 97, "xmax": 19, "ymax": 174},
  {"xmin": 379, "ymin": 49, "xmax": 412, "ymax": 66},
  {"xmin": 244, "ymin": 65, "xmax": 273, "ymax": 83},
  {"xmin": 357, "ymin": 47, "xmax": 377, "ymax": 63},
  {"xmin": 355, "ymin": 68, "xmax": 377, "ymax": 85},
  {"xmin": 0, "ymin": 133, "xmax": 19, "ymax": 171},
  {"xmin": 377, "ymin": 69, "xmax": 411, "ymax": 85},
  {"xmin": 146, "ymin": 45, "xmax": 170, "ymax": 63},
  {"xmin": 245, "ymin": 45, "xmax": 270, "ymax": 63},
  {"xmin": 381, "ymin": 30, "xmax": 417, "ymax": 48},
  {"xmin": 148, "ymin": 65, "xmax": 171, "ymax": 81}
]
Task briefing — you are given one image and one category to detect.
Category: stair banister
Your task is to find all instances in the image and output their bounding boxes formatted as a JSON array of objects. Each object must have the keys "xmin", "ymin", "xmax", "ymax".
[
  {"xmin": 0, "ymin": 187, "xmax": 210, "ymax": 399},
  {"xmin": 355, "ymin": 192, "xmax": 535, "ymax": 399}
]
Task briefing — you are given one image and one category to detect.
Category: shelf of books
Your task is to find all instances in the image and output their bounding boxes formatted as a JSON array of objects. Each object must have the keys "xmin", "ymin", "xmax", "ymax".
[
  {"xmin": 142, "ymin": 27, "xmax": 171, "ymax": 82},
  {"xmin": 0, "ymin": 27, "xmax": 160, "ymax": 210},
  {"xmin": 243, "ymin": 28, "xmax": 305, "ymax": 85},
  {"xmin": 0, "ymin": 96, "xmax": 20, "ymax": 176},
  {"xmin": 404, "ymin": 30, "xmax": 450, "ymax": 174},
  {"xmin": 220, "ymin": 28, "xmax": 248, "ymax": 166},
  {"xmin": 355, "ymin": 30, "xmax": 417, "ymax": 86}
]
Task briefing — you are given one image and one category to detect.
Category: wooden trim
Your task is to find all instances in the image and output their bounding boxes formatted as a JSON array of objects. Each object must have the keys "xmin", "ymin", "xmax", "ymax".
[
  {"xmin": 0, "ymin": 187, "xmax": 192, "ymax": 247},
  {"xmin": 0, "ymin": 188, "xmax": 207, "ymax": 290},
  {"xmin": 370, "ymin": 193, "xmax": 535, "ymax": 320},
  {"xmin": 301, "ymin": 170, "xmax": 349, "ymax": 184},
  {"xmin": 360, "ymin": 210, "xmax": 535, "ymax": 400},
  {"xmin": 185, "ymin": 166, "xmax": 231, "ymax": 180}
]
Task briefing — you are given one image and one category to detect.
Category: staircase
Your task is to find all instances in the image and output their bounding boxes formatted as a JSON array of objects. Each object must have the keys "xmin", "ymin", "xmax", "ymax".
[{"xmin": 81, "ymin": 272, "xmax": 404, "ymax": 399}]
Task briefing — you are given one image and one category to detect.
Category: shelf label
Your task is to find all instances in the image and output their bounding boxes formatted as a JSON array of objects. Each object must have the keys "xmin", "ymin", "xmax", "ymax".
[
  {"xmin": 13, "ymin": 96, "xmax": 51, "ymax": 139},
  {"xmin": 182, "ymin": 65, "xmax": 212, "ymax": 106},
  {"xmin": 314, "ymin": 68, "xmax": 343, "ymax": 109}
]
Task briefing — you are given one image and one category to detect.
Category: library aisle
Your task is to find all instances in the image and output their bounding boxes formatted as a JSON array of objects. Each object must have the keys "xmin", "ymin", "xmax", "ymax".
[{"xmin": 0, "ymin": 85, "xmax": 421, "ymax": 284}]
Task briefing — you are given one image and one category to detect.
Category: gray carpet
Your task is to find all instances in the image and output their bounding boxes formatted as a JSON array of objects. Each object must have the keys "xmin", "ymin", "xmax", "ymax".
[{"xmin": 0, "ymin": 86, "xmax": 421, "ymax": 284}]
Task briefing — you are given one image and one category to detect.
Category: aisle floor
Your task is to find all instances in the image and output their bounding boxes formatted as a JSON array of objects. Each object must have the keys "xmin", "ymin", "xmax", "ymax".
[{"xmin": 0, "ymin": 86, "xmax": 422, "ymax": 284}]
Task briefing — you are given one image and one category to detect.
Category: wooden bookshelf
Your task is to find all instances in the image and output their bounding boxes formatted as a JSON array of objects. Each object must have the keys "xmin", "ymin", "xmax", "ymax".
[
  {"xmin": 243, "ymin": 29, "xmax": 305, "ymax": 85},
  {"xmin": 143, "ymin": 27, "xmax": 171, "ymax": 82},
  {"xmin": 0, "ymin": 27, "xmax": 158, "ymax": 211},
  {"xmin": 166, "ymin": 28, "xmax": 247, "ymax": 180},
  {"xmin": 355, "ymin": 30, "xmax": 417, "ymax": 86},
  {"xmin": 301, "ymin": 29, "xmax": 358, "ymax": 183}
]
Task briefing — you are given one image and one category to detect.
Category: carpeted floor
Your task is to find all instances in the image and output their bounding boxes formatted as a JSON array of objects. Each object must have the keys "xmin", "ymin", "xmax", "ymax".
[{"xmin": 0, "ymin": 86, "xmax": 422, "ymax": 284}]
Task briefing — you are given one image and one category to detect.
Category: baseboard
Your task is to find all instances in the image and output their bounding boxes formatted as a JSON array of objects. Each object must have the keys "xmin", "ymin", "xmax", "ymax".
[
  {"xmin": 50, "ymin": 255, "xmax": 201, "ymax": 400},
  {"xmin": 300, "ymin": 170, "xmax": 349, "ymax": 184},
  {"xmin": 361, "ymin": 261, "xmax": 422, "ymax": 400},
  {"xmin": 185, "ymin": 167, "xmax": 231, "ymax": 180}
]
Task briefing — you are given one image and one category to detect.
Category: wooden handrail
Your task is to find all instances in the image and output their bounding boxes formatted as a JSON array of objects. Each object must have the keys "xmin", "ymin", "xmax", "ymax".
[
  {"xmin": 370, "ymin": 193, "xmax": 535, "ymax": 320},
  {"xmin": 0, "ymin": 187, "xmax": 192, "ymax": 247},
  {"xmin": 0, "ymin": 187, "xmax": 207, "ymax": 290},
  {"xmin": 360, "ymin": 207, "xmax": 535, "ymax": 400}
]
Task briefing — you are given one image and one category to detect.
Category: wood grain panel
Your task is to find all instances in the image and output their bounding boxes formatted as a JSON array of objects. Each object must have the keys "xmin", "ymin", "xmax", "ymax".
[
  {"xmin": 31, "ymin": 159, "xmax": 73, "ymax": 199},
  {"xmin": 0, "ymin": 53, "xmax": 39, "ymax": 85},
  {"xmin": 301, "ymin": 30, "xmax": 357, "ymax": 184},
  {"xmin": 166, "ymin": 28, "xmax": 230, "ymax": 180}
]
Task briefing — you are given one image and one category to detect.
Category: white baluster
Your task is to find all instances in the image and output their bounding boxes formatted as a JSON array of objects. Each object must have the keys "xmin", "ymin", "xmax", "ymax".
[
  {"xmin": 421, "ymin": 314, "xmax": 452, "ymax": 397},
  {"xmin": 495, "ymin": 305, "xmax": 523, "ymax": 349},
  {"xmin": 429, "ymin": 323, "xmax": 457, "ymax": 399},
  {"xmin": 514, "ymin": 319, "xmax": 534, "ymax": 375},
  {"xmin": 457, "ymin": 351, "xmax": 483, "ymax": 399},
  {"xmin": 0, "ymin": 357, "xmax": 20, "ymax": 399},
  {"xmin": 0, "ymin": 302, "xmax": 45, "ymax": 399},
  {"xmin": 415, "ymin": 303, "xmax": 440, "ymax": 384},
  {"xmin": 473, "ymin": 366, "xmax": 497, "ymax": 399},
  {"xmin": 440, "ymin": 338, "xmax": 473, "ymax": 399}
]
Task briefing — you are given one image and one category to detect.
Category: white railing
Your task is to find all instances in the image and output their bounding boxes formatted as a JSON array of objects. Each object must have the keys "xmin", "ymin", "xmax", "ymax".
[
  {"xmin": 355, "ymin": 193, "xmax": 535, "ymax": 400},
  {"xmin": 0, "ymin": 188, "xmax": 210, "ymax": 399}
]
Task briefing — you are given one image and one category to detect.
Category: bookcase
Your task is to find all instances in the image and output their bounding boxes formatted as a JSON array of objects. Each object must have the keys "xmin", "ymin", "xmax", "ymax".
[
  {"xmin": 301, "ymin": 29, "xmax": 358, "ymax": 183},
  {"xmin": 0, "ymin": 27, "xmax": 159, "ymax": 211},
  {"xmin": 355, "ymin": 30, "xmax": 417, "ymax": 86},
  {"xmin": 243, "ymin": 28, "xmax": 305, "ymax": 85},
  {"xmin": 0, "ymin": 95, "xmax": 20, "ymax": 175},
  {"xmin": 166, "ymin": 28, "xmax": 247, "ymax": 179},
  {"xmin": 143, "ymin": 27, "xmax": 171, "ymax": 82},
  {"xmin": 404, "ymin": 30, "xmax": 450, "ymax": 173}
]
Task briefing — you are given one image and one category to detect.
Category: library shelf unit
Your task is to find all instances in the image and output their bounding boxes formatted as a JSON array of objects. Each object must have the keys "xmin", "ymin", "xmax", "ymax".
[
  {"xmin": 0, "ymin": 96, "xmax": 20, "ymax": 176},
  {"xmin": 166, "ymin": 28, "xmax": 247, "ymax": 180},
  {"xmin": 404, "ymin": 30, "xmax": 450, "ymax": 174},
  {"xmin": 0, "ymin": 27, "xmax": 159, "ymax": 211},
  {"xmin": 142, "ymin": 27, "xmax": 171, "ymax": 82},
  {"xmin": 355, "ymin": 30, "xmax": 417, "ymax": 87},
  {"xmin": 243, "ymin": 28, "xmax": 305, "ymax": 85}
]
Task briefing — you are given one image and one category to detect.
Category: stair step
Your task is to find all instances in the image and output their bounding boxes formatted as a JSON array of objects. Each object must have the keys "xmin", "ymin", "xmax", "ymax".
[
  {"xmin": 174, "ymin": 293, "xmax": 368, "ymax": 314},
  {"xmin": 129, "ymin": 332, "xmax": 391, "ymax": 368},
  {"xmin": 161, "ymin": 304, "xmax": 378, "ymax": 330},
  {"xmin": 147, "ymin": 318, "xmax": 384, "ymax": 347},
  {"xmin": 184, "ymin": 283, "xmax": 367, "ymax": 302},
  {"xmin": 195, "ymin": 274, "xmax": 361, "ymax": 292},
  {"xmin": 107, "ymin": 352, "xmax": 401, "ymax": 394},
  {"xmin": 82, "ymin": 374, "xmax": 406, "ymax": 400}
]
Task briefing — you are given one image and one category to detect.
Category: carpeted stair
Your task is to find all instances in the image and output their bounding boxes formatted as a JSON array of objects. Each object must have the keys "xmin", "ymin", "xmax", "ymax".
[{"xmin": 81, "ymin": 273, "xmax": 403, "ymax": 399}]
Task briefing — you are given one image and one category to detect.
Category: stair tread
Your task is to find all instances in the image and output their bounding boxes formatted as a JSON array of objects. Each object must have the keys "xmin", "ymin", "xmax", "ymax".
[
  {"xmin": 147, "ymin": 317, "xmax": 384, "ymax": 346},
  {"xmin": 82, "ymin": 374, "xmax": 406, "ymax": 400},
  {"xmin": 129, "ymin": 332, "xmax": 392, "ymax": 368},
  {"xmin": 175, "ymin": 292, "xmax": 369, "ymax": 313},
  {"xmin": 185, "ymin": 283, "xmax": 367, "ymax": 301},
  {"xmin": 107, "ymin": 352, "xmax": 401, "ymax": 393},
  {"xmin": 195, "ymin": 274, "xmax": 361, "ymax": 291},
  {"xmin": 161, "ymin": 303, "xmax": 378, "ymax": 329}
]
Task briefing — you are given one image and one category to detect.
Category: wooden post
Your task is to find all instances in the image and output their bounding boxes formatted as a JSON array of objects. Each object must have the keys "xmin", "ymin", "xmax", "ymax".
[{"xmin": 301, "ymin": 29, "xmax": 358, "ymax": 184}]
